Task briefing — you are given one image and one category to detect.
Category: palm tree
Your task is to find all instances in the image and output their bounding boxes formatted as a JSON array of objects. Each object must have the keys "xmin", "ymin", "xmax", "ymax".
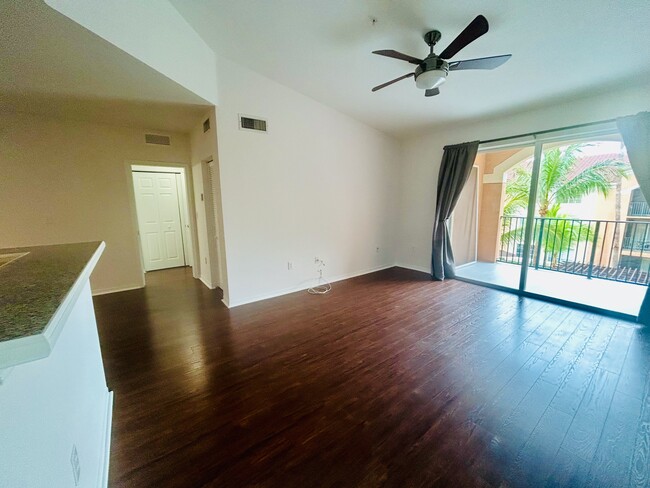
[
  {"xmin": 501, "ymin": 144, "xmax": 630, "ymax": 266},
  {"xmin": 501, "ymin": 202, "xmax": 593, "ymax": 266},
  {"xmin": 503, "ymin": 144, "xmax": 630, "ymax": 218}
]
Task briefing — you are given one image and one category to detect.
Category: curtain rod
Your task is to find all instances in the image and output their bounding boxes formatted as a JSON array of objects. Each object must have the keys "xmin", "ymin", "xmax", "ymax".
[{"xmin": 479, "ymin": 116, "xmax": 618, "ymax": 145}]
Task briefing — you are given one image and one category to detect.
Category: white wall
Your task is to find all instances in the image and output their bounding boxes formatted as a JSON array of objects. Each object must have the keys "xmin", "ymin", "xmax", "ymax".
[
  {"xmin": 396, "ymin": 82, "xmax": 650, "ymax": 273},
  {"xmin": 215, "ymin": 57, "xmax": 401, "ymax": 306},
  {"xmin": 189, "ymin": 108, "xmax": 230, "ymax": 302},
  {"xmin": 43, "ymin": 0, "xmax": 218, "ymax": 105},
  {"xmin": 0, "ymin": 281, "xmax": 111, "ymax": 488},
  {"xmin": 0, "ymin": 111, "xmax": 191, "ymax": 293}
]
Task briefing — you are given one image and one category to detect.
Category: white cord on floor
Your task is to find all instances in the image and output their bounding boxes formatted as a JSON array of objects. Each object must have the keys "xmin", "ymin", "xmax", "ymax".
[{"xmin": 308, "ymin": 268, "xmax": 332, "ymax": 295}]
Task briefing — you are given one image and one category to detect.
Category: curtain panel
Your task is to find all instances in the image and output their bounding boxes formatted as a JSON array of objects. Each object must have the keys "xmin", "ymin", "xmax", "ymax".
[
  {"xmin": 617, "ymin": 111, "xmax": 650, "ymax": 324},
  {"xmin": 431, "ymin": 141, "xmax": 480, "ymax": 280}
]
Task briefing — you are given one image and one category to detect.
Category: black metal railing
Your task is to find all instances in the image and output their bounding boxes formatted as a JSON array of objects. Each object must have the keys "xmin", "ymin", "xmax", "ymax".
[
  {"xmin": 497, "ymin": 216, "xmax": 650, "ymax": 285},
  {"xmin": 628, "ymin": 201, "xmax": 650, "ymax": 217}
]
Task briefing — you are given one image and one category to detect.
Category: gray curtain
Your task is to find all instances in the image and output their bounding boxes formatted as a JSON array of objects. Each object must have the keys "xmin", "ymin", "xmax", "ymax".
[
  {"xmin": 431, "ymin": 141, "xmax": 480, "ymax": 280},
  {"xmin": 617, "ymin": 112, "xmax": 650, "ymax": 324}
]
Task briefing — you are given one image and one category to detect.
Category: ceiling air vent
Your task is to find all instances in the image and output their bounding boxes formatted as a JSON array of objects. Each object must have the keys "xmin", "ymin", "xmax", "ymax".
[
  {"xmin": 239, "ymin": 115, "xmax": 267, "ymax": 133},
  {"xmin": 145, "ymin": 133, "xmax": 171, "ymax": 146}
]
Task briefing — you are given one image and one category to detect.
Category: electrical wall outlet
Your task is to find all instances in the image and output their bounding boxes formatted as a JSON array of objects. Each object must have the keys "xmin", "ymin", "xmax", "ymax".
[
  {"xmin": 70, "ymin": 445, "xmax": 80, "ymax": 486},
  {"xmin": 287, "ymin": 261, "xmax": 293, "ymax": 270}
]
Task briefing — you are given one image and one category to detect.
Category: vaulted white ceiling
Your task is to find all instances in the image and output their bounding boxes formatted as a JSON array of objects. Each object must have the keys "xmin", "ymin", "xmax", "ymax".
[
  {"xmin": 0, "ymin": 0, "xmax": 210, "ymax": 131},
  {"xmin": 171, "ymin": 0, "xmax": 650, "ymax": 136}
]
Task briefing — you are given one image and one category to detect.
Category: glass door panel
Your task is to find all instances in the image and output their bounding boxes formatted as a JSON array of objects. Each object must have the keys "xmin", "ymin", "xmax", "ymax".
[
  {"xmin": 523, "ymin": 136, "xmax": 647, "ymax": 315},
  {"xmin": 454, "ymin": 144, "xmax": 535, "ymax": 291}
]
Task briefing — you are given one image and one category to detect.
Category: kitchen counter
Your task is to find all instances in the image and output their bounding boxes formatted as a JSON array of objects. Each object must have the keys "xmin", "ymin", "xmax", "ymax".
[
  {"xmin": 0, "ymin": 241, "xmax": 112, "ymax": 487},
  {"xmin": 0, "ymin": 241, "xmax": 104, "ymax": 368}
]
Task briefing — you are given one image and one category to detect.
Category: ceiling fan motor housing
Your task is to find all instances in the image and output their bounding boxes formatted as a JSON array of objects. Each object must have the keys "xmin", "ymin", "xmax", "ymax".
[{"xmin": 415, "ymin": 56, "xmax": 449, "ymax": 89}]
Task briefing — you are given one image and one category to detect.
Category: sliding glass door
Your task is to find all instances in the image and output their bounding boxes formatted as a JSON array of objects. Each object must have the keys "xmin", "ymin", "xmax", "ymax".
[
  {"xmin": 454, "ymin": 125, "xmax": 648, "ymax": 317},
  {"xmin": 522, "ymin": 135, "xmax": 646, "ymax": 315},
  {"xmin": 453, "ymin": 142, "xmax": 536, "ymax": 291}
]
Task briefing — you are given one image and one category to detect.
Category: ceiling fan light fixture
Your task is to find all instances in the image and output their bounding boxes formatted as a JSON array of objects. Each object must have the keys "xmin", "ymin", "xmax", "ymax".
[
  {"xmin": 371, "ymin": 15, "xmax": 511, "ymax": 97},
  {"xmin": 415, "ymin": 69, "xmax": 447, "ymax": 90}
]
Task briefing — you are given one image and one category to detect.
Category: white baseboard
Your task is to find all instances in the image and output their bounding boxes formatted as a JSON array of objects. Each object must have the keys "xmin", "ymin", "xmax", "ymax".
[
  {"xmin": 199, "ymin": 276, "xmax": 216, "ymax": 290},
  {"xmin": 99, "ymin": 391, "xmax": 114, "ymax": 488},
  {"xmin": 92, "ymin": 284, "xmax": 144, "ymax": 296},
  {"xmin": 92, "ymin": 264, "xmax": 426, "ymax": 310},
  {"xmin": 394, "ymin": 262, "xmax": 431, "ymax": 275},
  {"xmin": 226, "ymin": 263, "xmax": 395, "ymax": 308}
]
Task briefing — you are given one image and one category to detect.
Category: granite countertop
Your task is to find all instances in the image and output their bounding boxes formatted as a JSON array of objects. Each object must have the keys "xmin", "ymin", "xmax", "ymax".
[{"xmin": 0, "ymin": 242, "xmax": 102, "ymax": 343}]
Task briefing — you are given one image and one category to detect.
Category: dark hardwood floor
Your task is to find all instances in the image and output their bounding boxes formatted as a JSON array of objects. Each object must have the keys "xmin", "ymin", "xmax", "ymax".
[{"xmin": 93, "ymin": 267, "xmax": 650, "ymax": 487}]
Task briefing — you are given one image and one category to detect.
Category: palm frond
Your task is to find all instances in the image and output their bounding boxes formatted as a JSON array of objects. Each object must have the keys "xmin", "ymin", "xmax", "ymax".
[
  {"xmin": 503, "ymin": 143, "xmax": 631, "ymax": 219},
  {"xmin": 503, "ymin": 166, "xmax": 531, "ymax": 216},
  {"xmin": 554, "ymin": 159, "xmax": 630, "ymax": 203},
  {"xmin": 500, "ymin": 216, "xmax": 594, "ymax": 266},
  {"xmin": 540, "ymin": 145, "xmax": 584, "ymax": 203}
]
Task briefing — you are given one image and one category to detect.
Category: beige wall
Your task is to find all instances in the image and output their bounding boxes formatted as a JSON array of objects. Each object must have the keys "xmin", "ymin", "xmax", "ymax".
[
  {"xmin": 477, "ymin": 149, "xmax": 518, "ymax": 262},
  {"xmin": 0, "ymin": 111, "xmax": 191, "ymax": 293},
  {"xmin": 485, "ymin": 149, "xmax": 519, "ymax": 174},
  {"xmin": 478, "ymin": 182, "xmax": 506, "ymax": 262}
]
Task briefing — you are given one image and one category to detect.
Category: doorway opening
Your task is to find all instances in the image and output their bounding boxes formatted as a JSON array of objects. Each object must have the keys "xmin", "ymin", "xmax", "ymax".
[{"xmin": 131, "ymin": 164, "xmax": 194, "ymax": 273}]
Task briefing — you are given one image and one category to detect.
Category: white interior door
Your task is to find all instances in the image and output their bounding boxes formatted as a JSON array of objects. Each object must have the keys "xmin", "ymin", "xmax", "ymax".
[{"xmin": 133, "ymin": 171, "xmax": 186, "ymax": 271}]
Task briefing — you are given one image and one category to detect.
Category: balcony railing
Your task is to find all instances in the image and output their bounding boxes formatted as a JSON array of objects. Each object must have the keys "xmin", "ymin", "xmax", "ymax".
[
  {"xmin": 498, "ymin": 216, "xmax": 650, "ymax": 285},
  {"xmin": 628, "ymin": 201, "xmax": 650, "ymax": 217}
]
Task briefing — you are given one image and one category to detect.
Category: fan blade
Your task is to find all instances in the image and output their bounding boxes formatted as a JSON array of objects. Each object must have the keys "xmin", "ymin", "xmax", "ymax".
[
  {"xmin": 425, "ymin": 88, "xmax": 440, "ymax": 97},
  {"xmin": 372, "ymin": 50, "xmax": 423, "ymax": 65},
  {"xmin": 449, "ymin": 54, "xmax": 511, "ymax": 71},
  {"xmin": 372, "ymin": 73, "xmax": 414, "ymax": 92},
  {"xmin": 438, "ymin": 15, "xmax": 489, "ymax": 60}
]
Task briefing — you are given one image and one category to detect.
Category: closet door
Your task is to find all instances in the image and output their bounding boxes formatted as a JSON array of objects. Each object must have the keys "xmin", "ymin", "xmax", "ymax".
[{"xmin": 133, "ymin": 171, "xmax": 186, "ymax": 271}]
